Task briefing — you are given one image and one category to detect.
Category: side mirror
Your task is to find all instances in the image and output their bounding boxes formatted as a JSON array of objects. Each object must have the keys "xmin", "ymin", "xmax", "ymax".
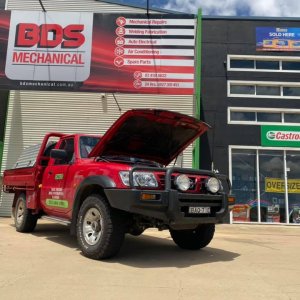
[{"xmin": 50, "ymin": 149, "xmax": 67, "ymax": 161}]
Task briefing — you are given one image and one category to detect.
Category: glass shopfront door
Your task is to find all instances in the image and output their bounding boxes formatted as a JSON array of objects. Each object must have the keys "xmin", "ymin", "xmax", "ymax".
[
  {"xmin": 231, "ymin": 148, "xmax": 300, "ymax": 224},
  {"xmin": 259, "ymin": 150, "xmax": 286, "ymax": 223},
  {"xmin": 231, "ymin": 149, "xmax": 257, "ymax": 222},
  {"xmin": 286, "ymin": 151, "xmax": 300, "ymax": 224}
]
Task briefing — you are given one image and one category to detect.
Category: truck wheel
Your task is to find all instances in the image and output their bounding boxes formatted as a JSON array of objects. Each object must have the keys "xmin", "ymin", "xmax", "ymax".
[
  {"xmin": 170, "ymin": 224, "xmax": 215, "ymax": 250},
  {"xmin": 14, "ymin": 194, "xmax": 38, "ymax": 233},
  {"xmin": 77, "ymin": 194, "xmax": 125, "ymax": 260}
]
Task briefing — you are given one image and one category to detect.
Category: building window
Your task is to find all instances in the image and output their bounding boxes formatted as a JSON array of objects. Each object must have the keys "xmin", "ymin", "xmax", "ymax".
[
  {"xmin": 256, "ymin": 85, "xmax": 280, "ymax": 96},
  {"xmin": 283, "ymin": 87, "xmax": 300, "ymax": 97},
  {"xmin": 230, "ymin": 84, "xmax": 255, "ymax": 95},
  {"xmin": 282, "ymin": 61, "xmax": 300, "ymax": 70},
  {"xmin": 230, "ymin": 111, "xmax": 256, "ymax": 121},
  {"xmin": 256, "ymin": 60, "xmax": 279, "ymax": 70},
  {"xmin": 228, "ymin": 81, "xmax": 300, "ymax": 99},
  {"xmin": 284, "ymin": 113, "xmax": 300, "ymax": 123},
  {"xmin": 231, "ymin": 149, "xmax": 257, "ymax": 222},
  {"xmin": 228, "ymin": 55, "xmax": 300, "ymax": 73},
  {"xmin": 231, "ymin": 147, "xmax": 300, "ymax": 224},
  {"xmin": 230, "ymin": 59, "xmax": 254, "ymax": 69},
  {"xmin": 256, "ymin": 112, "xmax": 281, "ymax": 122},
  {"xmin": 258, "ymin": 150, "xmax": 286, "ymax": 223},
  {"xmin": 228, "ymin": 107, "xmax": 300, "ymax": 125}
]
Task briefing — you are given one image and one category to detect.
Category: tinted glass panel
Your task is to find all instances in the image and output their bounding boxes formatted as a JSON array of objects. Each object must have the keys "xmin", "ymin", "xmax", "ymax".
[
  {"xmin": 257, "ymin": 113, "xmax": 281, "ymax": 122},
  {"xmin": 286, "ymin": 151, "xmax": 300, "ymax": 224},
  {"xmin": 80, "ymin": 136, "xmax": 100, "ymax": 158},
  {"xmin": 259, "ymin": 150, "xmax": 286, "ymax": 223},
  {"xmin": 282, "ymin": 61, "xmax": 300, "ymax": 70},
  {"xmin": 230, "ymin": 59, "xmax": 254, "ymax": 69},
  {"xmin": 284, "ymin": 113, "xmax": 300, "ymax": 123},
  {"xmin": 256, "ymin": 86, "xmax": 280, "ymax": 96},
  {"xmin": 283, "ymin": 87, "xmax": 300, "ymax": 96},
  {"xmin": 232, "ymin": 149, "xmax": 257, "ymax": 222},
  {"xmin": 230, "ymin": 111, "xmax": 256, "ymax": 121},
  {"xmin": 256, "ymin": 60, "xmax": 279, "ymax": 70},
  {"xmin": 231, "ymin": 85, "xmax": 255, "ymax": 95}
]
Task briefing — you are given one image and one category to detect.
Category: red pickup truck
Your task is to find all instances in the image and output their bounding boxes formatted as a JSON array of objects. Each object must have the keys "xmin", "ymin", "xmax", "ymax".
[{"xmin": 3, "ymin": 109, "xmax": 233, "ymax": 259}]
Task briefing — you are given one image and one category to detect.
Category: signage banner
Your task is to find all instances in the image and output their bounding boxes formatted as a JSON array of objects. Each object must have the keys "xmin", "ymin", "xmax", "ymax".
[
  {"xmin": 265, "ymin": 178, "xmax": 300, "ymax": 193},
  {"xmin": 0, "ymin": 11, "xmax": 195, "ymax": 94},
  {"xmin": 261, "ymin": 125, "xmax": 300, "ymax": 147},
  {"xmin": 256, "ymin": 27, "xmax": 300, "ymax": 51}
]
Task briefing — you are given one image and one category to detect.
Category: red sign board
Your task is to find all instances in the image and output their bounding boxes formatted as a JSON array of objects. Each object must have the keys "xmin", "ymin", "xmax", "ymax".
[{"xmin": 0, "ymin": 11, "xmax": 195, "ymax": 95}]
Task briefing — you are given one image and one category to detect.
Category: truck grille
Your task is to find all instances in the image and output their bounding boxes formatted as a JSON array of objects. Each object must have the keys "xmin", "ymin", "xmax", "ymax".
[{"xmin": 157, "ymin": 174, "xmax": 207, "ymax": 193}]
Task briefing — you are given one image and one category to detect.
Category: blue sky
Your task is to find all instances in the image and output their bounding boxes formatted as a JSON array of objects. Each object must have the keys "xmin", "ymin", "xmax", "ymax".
[{"xmin": 113, "ymin": 0, "xmax": 300, "ymax": 17}]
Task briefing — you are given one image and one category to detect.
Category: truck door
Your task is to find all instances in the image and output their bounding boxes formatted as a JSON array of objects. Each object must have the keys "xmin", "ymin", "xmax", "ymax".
[{"xmin": 40, "ymin": 137, "xmax": 75, "ymax": 217}]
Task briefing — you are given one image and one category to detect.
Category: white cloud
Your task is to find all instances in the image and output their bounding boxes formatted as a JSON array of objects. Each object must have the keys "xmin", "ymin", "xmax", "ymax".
[{"xmin": 163, "ymin": 0, "xmax": 300, "ymax": 17}]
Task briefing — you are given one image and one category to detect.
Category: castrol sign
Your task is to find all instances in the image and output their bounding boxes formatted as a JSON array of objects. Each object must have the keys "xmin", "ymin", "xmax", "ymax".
[
  {"xmin": 261, "ymin": 125, "xmax": 300, "ymax": 147},
  {"xmin": 266, "ymin": 130, "xmax": 300, "ymax": 141},
  {"xmin": 5, "ymin": 11, "xmax": 93, "ymax": 82}
]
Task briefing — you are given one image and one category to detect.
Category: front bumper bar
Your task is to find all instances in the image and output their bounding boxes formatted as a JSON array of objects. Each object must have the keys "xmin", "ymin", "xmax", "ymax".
[
  {"xmin": 105, "ymin": 166, "xmax": 230, "ymax": 229},
  {"xmin": 105, "ymin": 189, "xmax": 228, "ymax": 229}
]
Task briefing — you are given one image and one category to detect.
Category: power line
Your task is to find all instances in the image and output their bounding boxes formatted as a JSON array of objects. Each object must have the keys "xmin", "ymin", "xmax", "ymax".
[{"xmin": 38, "ymin": 0, "xmax": 46, "ymax": 12}]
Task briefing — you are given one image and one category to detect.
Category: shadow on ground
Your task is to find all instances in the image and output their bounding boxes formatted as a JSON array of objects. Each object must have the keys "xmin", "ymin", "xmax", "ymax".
[{"xmin": 29, "ymin": 222, "xmax": 240, "ymax": 268}]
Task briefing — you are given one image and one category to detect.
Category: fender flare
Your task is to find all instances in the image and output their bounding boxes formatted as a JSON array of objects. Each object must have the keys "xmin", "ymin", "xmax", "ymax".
[{"xmin": 70, "ymin": 175, "xmax": 116, "ymax": 235}]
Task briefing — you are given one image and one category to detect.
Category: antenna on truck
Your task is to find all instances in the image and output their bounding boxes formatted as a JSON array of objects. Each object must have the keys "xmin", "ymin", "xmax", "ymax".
[{"xmin": 112, "ymin": 93, "xmax": 122, "ymax": 114}]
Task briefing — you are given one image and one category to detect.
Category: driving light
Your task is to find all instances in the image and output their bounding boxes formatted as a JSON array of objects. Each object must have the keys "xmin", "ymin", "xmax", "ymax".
[
  {"xmin": 119, "ymin": 171, "xmax": 158, "ymax": 187},
  {"xmin": 206, "ymin": 177, "xmax": 221, "ymax": 194},
  {"xmin": 175, "ymin": 174, "xmax": 191, "ymax": 191}
]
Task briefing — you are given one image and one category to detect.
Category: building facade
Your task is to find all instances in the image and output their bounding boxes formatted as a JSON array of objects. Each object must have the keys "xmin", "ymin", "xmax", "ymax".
[
  {"xmin": 1, "ymin": 2, "xmax": 299, "ymax": 225},
  {"xmin": 201, "ymin": 16, "xmax": 300, "ymax": 225}
]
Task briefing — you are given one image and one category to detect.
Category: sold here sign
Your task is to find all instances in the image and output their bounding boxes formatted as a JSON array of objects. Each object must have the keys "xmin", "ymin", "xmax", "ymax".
[{"xmin": 261, "ymin": 125, "xmax": 300, "ymax": 147}]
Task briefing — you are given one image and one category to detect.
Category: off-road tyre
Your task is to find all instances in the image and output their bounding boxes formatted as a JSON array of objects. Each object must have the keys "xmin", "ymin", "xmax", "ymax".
[
  {"xmin": 14, "ymin": 194, "xmax": 38, "ymax": 232},
  {"xmin": 77, "ymin": 194, "xmax": 125, "ymax": 260},
  {"xmin": 170, "ymin": 224, "xmax": 215, "ymax": 250}
]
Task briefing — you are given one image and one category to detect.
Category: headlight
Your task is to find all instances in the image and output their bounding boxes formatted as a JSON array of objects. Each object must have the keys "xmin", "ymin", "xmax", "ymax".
[
  {"xmin": 175, "ymin": 174, "xmax": 191, "ymax": 191},
  {"xmin": 206, "ymin": 177, "xmax": 221, "ymax": 193},
  {"xmin": 119, "ymin": 171, "xmax": 158, "ymax": 187}
]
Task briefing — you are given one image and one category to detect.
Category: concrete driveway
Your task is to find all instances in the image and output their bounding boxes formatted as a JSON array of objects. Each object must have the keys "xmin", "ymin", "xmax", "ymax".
[{"xmin": 0, "ymin": 217, "xmax": 299, "ymax": 300}]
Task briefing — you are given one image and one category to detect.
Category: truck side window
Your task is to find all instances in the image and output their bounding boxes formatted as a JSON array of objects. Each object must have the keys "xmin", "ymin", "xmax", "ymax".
[
  {"xmin": 55, "ymin": 138, "xmax": 74, "ymax": 165},
  {"xmin": 80, "ymin": 136, "xmax": 100, "ymax": 158}
]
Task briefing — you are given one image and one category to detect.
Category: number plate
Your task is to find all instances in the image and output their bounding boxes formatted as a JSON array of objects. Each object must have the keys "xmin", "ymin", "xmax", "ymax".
[{"xmin": 188, "ymin": 207, "xmax": 211, "ymax": 214}]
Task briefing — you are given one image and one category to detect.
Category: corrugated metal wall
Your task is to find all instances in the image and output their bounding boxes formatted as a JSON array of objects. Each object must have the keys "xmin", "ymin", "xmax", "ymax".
[
  {"xmin": 6, "ymin": 0, "xmax": 147, "ymax": 12},
  {"xmin": 0, "ymin": 91, "xmax": 194, "ymax": 216},
  {"xmin": 0, "ymin": 0, "xmax": 195, "ymax": 216}
]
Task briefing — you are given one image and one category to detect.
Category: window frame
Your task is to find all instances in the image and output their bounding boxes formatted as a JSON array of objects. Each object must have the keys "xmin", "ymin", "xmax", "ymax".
[
  {"xmin": 229, "ymin": 145, "xmax": 300, "ymax": 225},
  {"xmin": 228, "ymin": 80, "xmax": 300, "ymax": 99},
  {"xmin": 228, "ymin": 107, "xmax": 300, "ymax": 125},
  {"xmin": 228, "ymin": 54, "xmax": 300, "ymax": 73}
]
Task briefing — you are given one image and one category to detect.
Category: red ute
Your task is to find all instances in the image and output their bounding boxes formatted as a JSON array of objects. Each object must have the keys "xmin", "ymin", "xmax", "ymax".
[{"xmin": 3, "ymin": 109, "xmax": 233, "ymax": 260}]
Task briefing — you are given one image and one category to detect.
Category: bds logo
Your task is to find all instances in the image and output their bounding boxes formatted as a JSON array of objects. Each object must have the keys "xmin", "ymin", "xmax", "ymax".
[
  {"xmin": 5, "ymin": 11, "xmax": 93, "ymax": 82},
  {"xmin": 266, "ymin": 131, "xmax": 276, "ymax": 140},
  {"xmin": 14, "ymin": 23, "xmax": 85, "ymax": 48}
]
